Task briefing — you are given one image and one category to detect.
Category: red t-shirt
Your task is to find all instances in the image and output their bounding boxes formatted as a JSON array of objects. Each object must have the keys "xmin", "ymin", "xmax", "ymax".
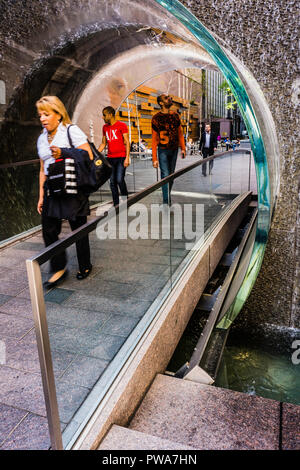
[{"xmin": 103, "ymin": 121, "xmax": 128, "ymax": 158}]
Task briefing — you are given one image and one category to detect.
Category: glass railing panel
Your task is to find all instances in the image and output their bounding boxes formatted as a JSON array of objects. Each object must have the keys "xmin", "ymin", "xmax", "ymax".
[
  {"xmin": 88, "ymin": 180, "xmax": 112, "ymax": 207},
  {"xmin": 126, "ymin": 152, "xmax": 158, "ymax": 194},
  {"xmin": 40, "ymin": 188, "xmax": 172, "ymax": 446},
  {"xmin": 220, "ymin": 149, "xmax": 253, "ymax": 196},
  {"xmin": 168, "ymin": 162, "xmax": 211, "ymax": 284},
  {"xmin": 88, "ymin": 152, "xmax": 158, "ymax": 209},
  {"xmin": 248, "ymin": 151, "xmax": 257, "ymax": 196},
  {"xmin": 169, "ymin": 151, "xmax": 253, "ymax": 286},
  {"xmin": 208, "ymin": 152, "xmax": 243, "ymax": 229},
  {"xmin": 26, "ymin": 150, "xmax": 256, "ymax": 448}
]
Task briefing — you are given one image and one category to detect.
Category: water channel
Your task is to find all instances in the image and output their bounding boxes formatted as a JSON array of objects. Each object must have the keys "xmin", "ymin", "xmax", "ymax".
[
  {"xmin": 216, "ymin": 341, "xmax": 300, "ymax": 406},
  {"xmin": 167, "ymin": 300, "xmax": 300, "ymax": 406}
]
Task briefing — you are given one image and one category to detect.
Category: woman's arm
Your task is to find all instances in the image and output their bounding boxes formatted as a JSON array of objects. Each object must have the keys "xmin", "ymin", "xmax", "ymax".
[
  {"xmin": 37, "ymin": 159, "xmax": 46, "ymax": 215},
  {"xmin": 50, "ymin": 125, "xmax": 94, "ymax": 160},
  {"xmin": 178, "ymin": 125, "xmax": 186, "ymax": 158},
  {"xmin": 50, "ymin": 142, "xmax": 93, "ymax": 160},
  {"xmin": 78, "ymin": 142, "xmax": 93, "ymax": 160}
]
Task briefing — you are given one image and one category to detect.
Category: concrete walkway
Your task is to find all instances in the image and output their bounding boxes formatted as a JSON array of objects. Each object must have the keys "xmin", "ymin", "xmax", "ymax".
[{"xmin": 0, "ymin": 151, "xmax": 258, "ymax": 450}]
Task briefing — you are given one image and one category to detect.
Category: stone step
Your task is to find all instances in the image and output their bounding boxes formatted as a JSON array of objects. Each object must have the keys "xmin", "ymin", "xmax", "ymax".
[
  {"xmin": 98, "ymin": 424, "xmax": 196, "ymax": 450},
  {"xmin": 97, "ymin": 424, "xmax": 195, "ymax": 450},
  {"xmin": 129, "ymin": 374, "xmax": 283, "ymax": 450}
]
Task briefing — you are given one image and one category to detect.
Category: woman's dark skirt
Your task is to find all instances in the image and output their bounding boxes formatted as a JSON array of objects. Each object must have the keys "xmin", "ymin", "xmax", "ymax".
[{"xmin": 42, "ymin": 181, "xmax": 91, "ymax": 272}]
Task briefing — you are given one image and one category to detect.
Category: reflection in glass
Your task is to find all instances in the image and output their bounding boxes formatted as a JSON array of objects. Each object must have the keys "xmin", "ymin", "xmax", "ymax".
[{"xmin": 0, "ymin": 164, "xmax": 40, "ymax": 243}]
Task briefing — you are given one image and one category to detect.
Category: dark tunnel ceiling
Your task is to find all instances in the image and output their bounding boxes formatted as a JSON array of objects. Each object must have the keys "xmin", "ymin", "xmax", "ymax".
[
  {"xmin": 5, "ymin": 26, "xmax": 195, "ymax": 122},
  {"xmin": 1, "ymin": 23, "xmax": 212, "ymax": 163}
]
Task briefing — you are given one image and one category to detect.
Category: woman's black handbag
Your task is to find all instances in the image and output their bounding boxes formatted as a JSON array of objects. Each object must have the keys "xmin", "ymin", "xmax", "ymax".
[{"xmin": 87, "ymin": 140, "xmax": 112, "ymax": 188}]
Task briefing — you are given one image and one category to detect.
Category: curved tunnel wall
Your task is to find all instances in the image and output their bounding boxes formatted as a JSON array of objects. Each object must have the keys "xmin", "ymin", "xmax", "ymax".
[
  {"xmin": 0, "ymin": 0, "xmax": 298, "ymax": 330},
  {"xmin": 72, "ymin": 7, "xmax": 277, "ymax": 331},
  {"xmin": 73, "ymin": 41, "xmax": 217, "ymax": 143}
]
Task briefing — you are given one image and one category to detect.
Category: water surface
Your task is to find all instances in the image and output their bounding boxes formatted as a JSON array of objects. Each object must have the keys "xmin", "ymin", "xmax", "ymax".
[{"xmin": 216, "ymin": 345, "xmax": 300, "ymax": 405}]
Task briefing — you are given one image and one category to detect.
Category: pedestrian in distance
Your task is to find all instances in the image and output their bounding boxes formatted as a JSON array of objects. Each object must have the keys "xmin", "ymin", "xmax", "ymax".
[
  {"xmin": 151, "ymin": 94, "xmax": 186, "ymax": 204},
  {"xmin": 224, "ymin": 137, "xmax": 231, "ymax": 151},
  {"xmin": 98, "ymin": 106, "xmax": 130, "ymax": 207},
  {"xmin": 199, "ymin": 123, "xmax": 218, "ymax": 176},
  {"xmin": 36, "ymin": 95, "xmax": 93, "ymax": 288}
]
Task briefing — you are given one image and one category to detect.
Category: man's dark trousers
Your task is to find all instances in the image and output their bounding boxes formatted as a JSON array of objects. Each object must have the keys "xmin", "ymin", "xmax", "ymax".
[
  {"xmin": 158, "ymin": 147, "xmax": 178, "ymax": 204},
  {"xmin": 202, "ymin": 147, "xmax": 214, "ymax": 176},
  {"xmin": 108, "ymin": 157, "xmax": 128, "ymax": 206}
]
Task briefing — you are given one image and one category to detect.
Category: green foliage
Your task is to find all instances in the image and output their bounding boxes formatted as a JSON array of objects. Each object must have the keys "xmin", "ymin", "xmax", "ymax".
[{"xmin": 219, "ymin": 80, "xmax": 237, "ymax": 109}]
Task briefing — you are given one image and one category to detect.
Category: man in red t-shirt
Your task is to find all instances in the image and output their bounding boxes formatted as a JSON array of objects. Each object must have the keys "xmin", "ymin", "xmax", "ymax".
[{"xmin": 98, "ymin": 106, "xmax": 130, "ymax": 206}]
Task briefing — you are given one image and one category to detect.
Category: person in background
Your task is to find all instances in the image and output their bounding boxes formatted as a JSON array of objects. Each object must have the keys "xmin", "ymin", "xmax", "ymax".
[
  {"xmin": 187, "ymin": 138, "xmax": 195, "ymax": 155},
  {"xmin": 140, "ymin": 139, "xmax": 147, "ymax": 152},
  {"xmin": 130, "ymin": 141, "xmax": 138, "ymax": 152},
  {"xmin": 199, "ymin": 123, "xmax": 218, "ymax": 176},
  {"xmin": 224, "ymin": 137, "xmax": 231, "ymax": 151},
  {"xmin": 36, "ymin": 96, "xmax": 93, "ymax": 287},
  {"xmin": 151, "ymin": 94, "xmax": 186, "ymax": 204},
  {"xmin": 98, "ymin": 106, "xmax": 130, "ymax": 206}
]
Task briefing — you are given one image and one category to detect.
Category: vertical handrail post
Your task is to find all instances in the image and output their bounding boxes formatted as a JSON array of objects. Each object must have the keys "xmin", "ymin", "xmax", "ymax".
[{"xmin": 26, "ymin": 259, "xmax": 63, "ymax": 450}]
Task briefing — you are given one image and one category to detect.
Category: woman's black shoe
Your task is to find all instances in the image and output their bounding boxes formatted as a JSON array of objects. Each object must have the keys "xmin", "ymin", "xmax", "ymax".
[
  {"xmin": 43, "ymin": 269, "xmax": 68, "ymax": 289},
  {"xmin": 76, "ymin": 265, "xmax": 92, "ymax": 280}
]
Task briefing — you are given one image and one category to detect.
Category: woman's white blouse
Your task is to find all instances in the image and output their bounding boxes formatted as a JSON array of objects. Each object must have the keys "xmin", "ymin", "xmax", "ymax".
[{"xmin": 37, "ymin": 123, "xmax": 88, "ymax": 175}]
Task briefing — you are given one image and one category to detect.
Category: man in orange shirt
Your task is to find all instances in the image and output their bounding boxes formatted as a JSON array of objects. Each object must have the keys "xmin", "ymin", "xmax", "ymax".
[{"xmin": 152, "ymin": 94, "xmax": 186, "ymax": 204}]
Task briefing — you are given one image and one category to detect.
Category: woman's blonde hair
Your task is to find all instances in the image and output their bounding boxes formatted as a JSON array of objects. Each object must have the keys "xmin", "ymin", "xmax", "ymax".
[{"xmin": 36, "ymin": 96, "xmax": 71, "ymax": 125}]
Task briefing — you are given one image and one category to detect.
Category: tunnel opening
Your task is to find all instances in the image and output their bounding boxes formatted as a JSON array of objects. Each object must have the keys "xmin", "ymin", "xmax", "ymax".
[{"xmin": 0, "ymin": 0, "xmax": 278, "ymax": 326}]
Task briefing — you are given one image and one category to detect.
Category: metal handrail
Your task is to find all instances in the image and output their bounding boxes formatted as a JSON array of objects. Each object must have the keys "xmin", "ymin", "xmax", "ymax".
[
  {"xmin": 25, "ymin": 147, "xmax": 251, "ymax": 449},
  {"xmin": 0, "ymin": 147, "xmax": 250, "ymax": 170},
  {"xmin": 28, "ymin": 149, "xmax": 250, "ymax": 266},
  {"xmin": 0, "ymin": 151, "xmax": 147, "ymax": 169},
  {"xmin": 0, "ymin": 159, "xmax": 39, "ymax": 169}
]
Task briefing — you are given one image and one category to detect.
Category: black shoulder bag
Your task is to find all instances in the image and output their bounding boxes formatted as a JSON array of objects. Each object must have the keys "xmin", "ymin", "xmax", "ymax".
[{"xmin": 87, "ymin": 140, "xmax": 112, "ymax": 188}]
